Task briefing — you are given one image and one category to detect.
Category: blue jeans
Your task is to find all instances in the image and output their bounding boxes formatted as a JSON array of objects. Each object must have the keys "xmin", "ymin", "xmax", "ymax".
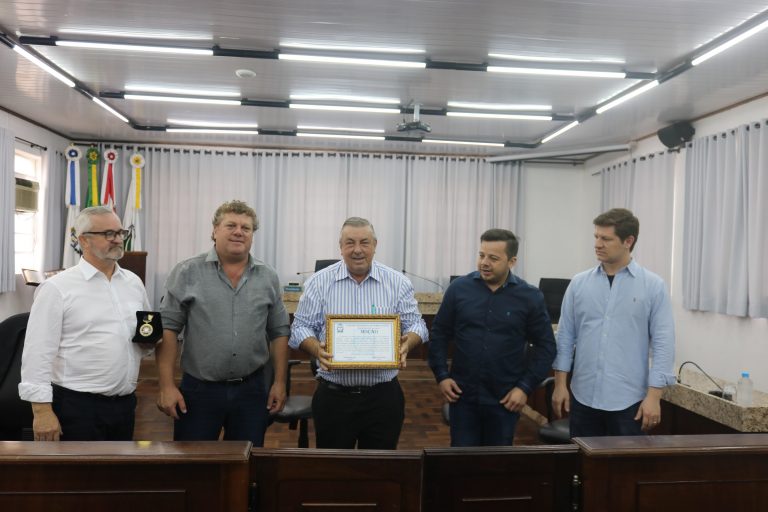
[
  {"xmin": 174, "ymin": 370, "xmax": 270, "ymax": 445},
  {"xmin": 569, "ymin": 396, "xmax": 644, "ymax": 437},
  {"xmin": 449, "ymin": 400, "xmax": 520, "ymax": 447}
]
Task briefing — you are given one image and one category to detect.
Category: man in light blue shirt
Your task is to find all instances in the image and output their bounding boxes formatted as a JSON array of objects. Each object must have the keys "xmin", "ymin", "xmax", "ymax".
[
  {"xmin": 552, "ymin": 208, "xmax": 675, "ymax": 436},
  {"xmin": 289, "ymin": 217, "xmax": 428, "ymax": 449}
]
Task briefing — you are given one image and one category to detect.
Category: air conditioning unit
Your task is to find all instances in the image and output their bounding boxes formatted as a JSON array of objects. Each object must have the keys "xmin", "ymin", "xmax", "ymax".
[{"xmin": 15, "ymin": 177, "xmax": 40, "ymax": 213}]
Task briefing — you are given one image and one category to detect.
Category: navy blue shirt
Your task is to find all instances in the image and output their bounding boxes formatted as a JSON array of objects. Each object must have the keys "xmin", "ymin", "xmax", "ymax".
[{"xmin": 428, "ymin": 271, "xmax": 556, "ymax": 405}]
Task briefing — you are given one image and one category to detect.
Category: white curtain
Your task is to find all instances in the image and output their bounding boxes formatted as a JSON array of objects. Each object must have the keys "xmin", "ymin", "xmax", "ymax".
[
  {"xmin": 42, "ymin": 150, "xmax": 66, "ymax": 270},
  {"xmin": 683, "ymin": 122, "xmax": 767, "ymax": 318},
  {"xmin": 0, "ymin": 128, "xmax": 14, "ymax": 293},
  {"xmin": 746, "ymin": 122, "xmax": 768, "ymax": 318},
  {"xmin": 42, "ymin": 145, "xmax": 524, "ymax": 305},
  {"xmin": 600, "ymin": 151, "xmax": 676, "ymax": 286}
]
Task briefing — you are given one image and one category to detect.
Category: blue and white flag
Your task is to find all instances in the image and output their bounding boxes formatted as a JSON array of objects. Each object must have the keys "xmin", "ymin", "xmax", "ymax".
[{"xmin": 62, "ymin": 145, "xmax": 82, "ymax": 268}]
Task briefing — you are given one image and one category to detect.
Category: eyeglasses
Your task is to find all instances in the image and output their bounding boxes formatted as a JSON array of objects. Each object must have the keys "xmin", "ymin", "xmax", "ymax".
[{"xmin": 82, "ymin": 229, "xmax": 130, "ymax": 241}]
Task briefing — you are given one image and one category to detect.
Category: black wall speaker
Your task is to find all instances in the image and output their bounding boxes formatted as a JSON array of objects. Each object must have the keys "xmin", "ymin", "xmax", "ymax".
[{"xmin": 657, "ymin": 121, "xmax": 695, "ymax": 148}]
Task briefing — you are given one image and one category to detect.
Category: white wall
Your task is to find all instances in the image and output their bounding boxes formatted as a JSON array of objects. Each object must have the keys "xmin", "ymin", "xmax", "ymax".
[
  {"xmin": 521, "ymin": 163, "xmax": 598, "ymax": 287},
  {"xmin": 0, "ymin": 111, "xmax": 68, "ymax": 318},
  {"xmin": 585, "ymin": 95, "xmax": 768, "ymax": 392}
]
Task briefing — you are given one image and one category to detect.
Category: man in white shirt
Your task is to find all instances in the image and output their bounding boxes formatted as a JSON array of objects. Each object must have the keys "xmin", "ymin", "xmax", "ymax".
[{"xmin": 19, "ymin": 206, "xmax": 151, "ymax": 441}]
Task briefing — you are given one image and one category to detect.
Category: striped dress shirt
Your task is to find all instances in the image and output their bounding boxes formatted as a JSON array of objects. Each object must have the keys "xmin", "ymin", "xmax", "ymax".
[{"xmin": 289, "ymin": 260, "xmax": 429, "ymax": 386}]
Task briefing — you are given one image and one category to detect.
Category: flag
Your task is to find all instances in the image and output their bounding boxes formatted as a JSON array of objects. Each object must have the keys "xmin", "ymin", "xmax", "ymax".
[
  {"xmin": 101, "ymin": 149, "xmax": 118, "ymax": 211},
  {"xmin": 85, "ymin": 147, "xmax": 100, "ymax": 207},
  {"xmin": 122, "ymin": 153, "xmax": 145, "ymax": 251},
  {"xmin": 62, "ymin": 145, "xmax": 82, "ymax": 268}
]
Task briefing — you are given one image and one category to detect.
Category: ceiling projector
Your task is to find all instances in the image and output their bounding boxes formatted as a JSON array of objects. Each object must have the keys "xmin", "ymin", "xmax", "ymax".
[{"xmin": 396, "ymin": 103, "xmax": 431, "ymax": 133}]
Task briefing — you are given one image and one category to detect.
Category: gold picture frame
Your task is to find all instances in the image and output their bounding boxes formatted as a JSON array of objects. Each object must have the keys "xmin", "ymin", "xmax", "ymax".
[{"xmin": 325, "ymin": 314, "xmax": 401, "ymax": 369}]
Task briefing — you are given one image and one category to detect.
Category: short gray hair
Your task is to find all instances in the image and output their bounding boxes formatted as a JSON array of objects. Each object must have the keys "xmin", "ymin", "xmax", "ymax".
[
  {"xmin": 75, "ymin": 206, "xmax": 117, "ymax": 235},
  {"xmin": 340, "ymin": 217, "xmax": 377, "ymax": 240}
]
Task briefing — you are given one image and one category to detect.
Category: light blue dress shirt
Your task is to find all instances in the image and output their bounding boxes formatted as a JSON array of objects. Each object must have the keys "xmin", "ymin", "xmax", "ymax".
[
  {"xmin": 553, "ymin": 259, "xmax": 676, "ymax": 411},
  {"xmin": 289, "ymin": 260, "xmax": 429, "ymax": 387}
]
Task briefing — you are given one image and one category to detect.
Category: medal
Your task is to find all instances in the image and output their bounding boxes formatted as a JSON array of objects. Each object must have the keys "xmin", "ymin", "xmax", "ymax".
[{"xmin": 139, "ymin": 313, "xmax": 154, "ymax": 337}]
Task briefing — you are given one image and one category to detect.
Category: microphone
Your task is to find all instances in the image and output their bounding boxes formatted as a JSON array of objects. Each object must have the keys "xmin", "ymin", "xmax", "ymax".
[
  {"xmin": 677, "ymin": 360, "xmax": 724, "ymax": 395},
  {"xmin": 296, "ymin": 270, "xmax": 314, "ymax": 275},
  {"xmin": 401, "ymin": 269, "xmax": 444, "ymax": 292}
]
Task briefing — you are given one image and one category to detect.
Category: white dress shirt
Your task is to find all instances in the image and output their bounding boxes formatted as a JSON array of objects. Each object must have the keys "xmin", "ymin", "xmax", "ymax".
[
  {"xmin": 19, "ymin": 258, "xmax": 150, "ymax": 402},
  {"xmin": 289, "ymin": 260, "xmax": 429, "ymax": 387}
]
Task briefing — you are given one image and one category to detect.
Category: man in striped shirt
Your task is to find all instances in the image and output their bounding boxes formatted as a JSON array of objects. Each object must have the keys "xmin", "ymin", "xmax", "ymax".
[{"xmin": 289, "ymin": 217, "xmax": 429, "ymax": 449}]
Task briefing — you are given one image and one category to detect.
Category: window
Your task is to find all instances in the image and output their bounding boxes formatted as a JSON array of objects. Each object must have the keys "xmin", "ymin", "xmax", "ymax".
[{"xmin": 14, "ymin": 149, "xmax": 42, "ymax": 273}]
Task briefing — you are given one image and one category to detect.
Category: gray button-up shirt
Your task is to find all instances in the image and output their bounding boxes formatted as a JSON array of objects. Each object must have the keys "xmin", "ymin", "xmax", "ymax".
[{"xmin": 161, "ymin": 248, "xmax": 290, "ymax": 381}]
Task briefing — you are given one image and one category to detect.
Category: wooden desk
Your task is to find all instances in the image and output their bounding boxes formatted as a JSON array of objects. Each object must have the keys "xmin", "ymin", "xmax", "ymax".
[
  {"xmin": 422, "ymin": 445, "xmax": 580, "ymax": 512},
  {"xmin": 0, "ymin": 441, "xmax": 251, "ymax": 512},
  {"xmin": 250, "ymin": 448, "xmax": 422, "ymax": 511},
  {"xmin": 576, "ymin": 434, "xmax": 768, "ymax": 511}
]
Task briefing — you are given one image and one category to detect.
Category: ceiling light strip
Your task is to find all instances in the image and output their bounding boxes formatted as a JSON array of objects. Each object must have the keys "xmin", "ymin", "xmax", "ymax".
[
  {"xmin": 124, "ymin": 94, "xmax": 241, "ymax": 106},
  {"xmin": 290, "ymin": 94, "xmax": 400, "ymax": 104},
  {"xmin": 487, "ymin": 66, "xmax": 626, "ymax": 79},
  {"xmin": 12, "ymin": 45, "xmax": 76, "ymax": 87},
  {"xmin": 595, "ymin": 80, "xmax": 659, "ymax": 114},
  {"xmin": 166, "ymin": 128, "xmax": 259, "ymax": 134},
  {"xmin": 289, "ymin": 104, "xmax": 400, "ymax": 114},
  {"xmin": 92, "ymin": 98, "xmax": 129, "ymax": 123},
  {"xmin": 281, "ymin": 42, "xmax": 425, "ymax": 54},
  {"xmin": 297, "ymin": 125, "xmax": 385, "ymax": 133},
  {"xmin": 424, "ymin": 139, "xmax": 505, "ymax": 147},
  {"xmin": 486, "ymin": 144, "xmax": 630, "ymax": 163},
  {"xmin": 297, "ymin": 132, "xmax": 386, "ymax": 141},
  {"xmin": 489, "ymin": 53, "xmax": 625, "ymax": 64},
  {"xmin": 56, "ymin": 40, "xmax": 213, "ymax": 55},
  {"xmin": 167, "ymin": 119, "xmax": 259, "ymax": 128},
  {"xmin": 278, "ymin": 53, "xmax": 426, "ymax": 69},
  {"xmin": 127, "ymin": 85, "xmax": 240, "ymax": 97},
  {"xmin": 541, "ymin": 121, "xmax": 579, "ymax": 144},
  {"xmin": 447, "ymin": 101, "xmax": 552, "ymax": 111},
  {"xmin": 447, "ymin": 111, "xmax": 552, "ymax": 121},
  {"xmin": 691, "ymin": 18, "xmax": 768, "ymax": 66}
]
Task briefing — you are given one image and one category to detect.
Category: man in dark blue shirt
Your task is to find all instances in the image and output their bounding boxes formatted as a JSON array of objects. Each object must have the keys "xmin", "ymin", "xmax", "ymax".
[{"xmin": 428, "ymin": 229, "xmax": 556, "ymax": 446}]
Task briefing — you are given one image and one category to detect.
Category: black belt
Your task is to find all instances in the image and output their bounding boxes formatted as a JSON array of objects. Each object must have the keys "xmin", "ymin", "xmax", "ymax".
[
  {"xmin": 318, "ymin": 377, "xmax": 397, "ymax": 394},
  {"xmin": 185, "ymin": 368, "xmax": 262, "ymax": 386},
  {"xmin": 52, "ymin": 384, "xmax": 134, "ymax": 401}
]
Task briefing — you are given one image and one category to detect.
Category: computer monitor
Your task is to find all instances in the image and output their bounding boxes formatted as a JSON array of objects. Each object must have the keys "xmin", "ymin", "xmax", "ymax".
[
  {"xmin": 538, "ymin": 278, "xmax": 571, "ymax": 324},
  {"xmin": 314, "ymin": 259, "xmax": 340, "ymax": 272}
]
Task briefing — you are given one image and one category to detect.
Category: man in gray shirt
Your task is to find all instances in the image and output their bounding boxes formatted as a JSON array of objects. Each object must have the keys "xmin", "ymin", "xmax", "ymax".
[{"xmin": 156, "ymin": 200, "xmax": 290, "ymax": 445}]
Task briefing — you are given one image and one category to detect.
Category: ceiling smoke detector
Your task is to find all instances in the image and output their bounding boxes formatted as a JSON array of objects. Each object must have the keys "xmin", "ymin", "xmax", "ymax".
[
  {"xmin": 397, "ymin": 103, "xmax": 431, "ymax": 133},
  {"xmin": 235, "ymin": 68, "xmax": 257, "ymax": 78}
]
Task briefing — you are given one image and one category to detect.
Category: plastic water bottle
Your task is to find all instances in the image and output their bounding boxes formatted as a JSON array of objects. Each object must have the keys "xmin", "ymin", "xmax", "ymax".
[{"xmin": 736, "ymin": 371, "xmax": 753, "ymax": 406}]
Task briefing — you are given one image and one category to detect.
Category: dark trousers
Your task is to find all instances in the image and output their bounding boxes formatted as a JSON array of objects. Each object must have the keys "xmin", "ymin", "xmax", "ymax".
[
  {"xmin": 569, "ymin": 396, "xmax": 645, "ymax": 437},
  {"xmin": 312, "ymin": 378, "xmax": 404, "ymax": 449},
  {"xmin": 52, "ymin": 384, "xmax": 136, "ymax": 441},
  {"xmin": 449, "ymin": 399, "xmax": 520, "ymax": 447},
  {"xmin": 174, "ymin": 369, "xmax": 270, "ymax": 445}
]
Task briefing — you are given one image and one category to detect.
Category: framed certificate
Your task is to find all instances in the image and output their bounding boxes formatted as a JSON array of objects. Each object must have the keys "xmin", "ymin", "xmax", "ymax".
[{"xmin": 325, "ymin": 314, "xmax": 401, "ymax": 369}]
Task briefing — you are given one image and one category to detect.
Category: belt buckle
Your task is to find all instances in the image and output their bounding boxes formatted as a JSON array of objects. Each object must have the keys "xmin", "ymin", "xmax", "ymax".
[
  {"xmin": 350, "ymin": 386, "xmax": 363, "ymax": 395},
  {"xmin": 225, "ymin": 377, "xmax": 244, "ymax": 384}
]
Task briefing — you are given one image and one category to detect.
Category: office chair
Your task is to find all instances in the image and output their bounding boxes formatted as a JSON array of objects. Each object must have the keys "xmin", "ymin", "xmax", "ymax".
[
  {"xmin": 314, "ymin": 259, "xmax": 339, "ymax": 272},
  {"xmin": 270, "ymin": 360, "xmax": 313, "ymax": 448},
  {"xmin": 0, "ymin": 313, "xmax": 33, "ymax": 440},
  {"xmin": 537, "ymin": 376, "xmax": 571, "ymax": 444},
  {"xmin": 538, "ymin": 278, "xmax": 571, "ymax": 324}
]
